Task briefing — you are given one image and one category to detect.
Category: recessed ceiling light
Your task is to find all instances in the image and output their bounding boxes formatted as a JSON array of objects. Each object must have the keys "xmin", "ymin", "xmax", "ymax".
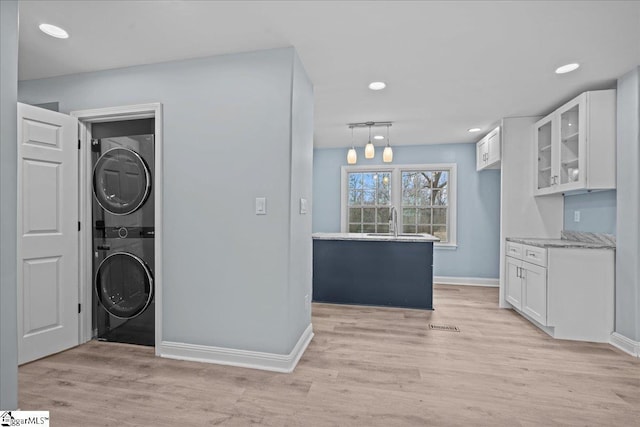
[
  {"xmin": 555, "ymin": 63, "xmax": 580, "ymax": 74},
  {"xmin": 39, "ymin": 23, "xmax": 69, "ymax": 39},
  {"xmin": 468, "ymin": 128, "xmax": 482, "ymax": 133},
  {"xmin": 368, "ymin": 81, "xmax": 386, "ymax": 91},
  {"xmin": 374, "ymin": 135, "xmax": 384, "ymax": 140}
]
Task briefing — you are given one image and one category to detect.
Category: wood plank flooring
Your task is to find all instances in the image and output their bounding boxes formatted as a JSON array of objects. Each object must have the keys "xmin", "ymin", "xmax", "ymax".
[{"xmin": 19, "ymin": 285, "xmax": 640, "ymax": 426}]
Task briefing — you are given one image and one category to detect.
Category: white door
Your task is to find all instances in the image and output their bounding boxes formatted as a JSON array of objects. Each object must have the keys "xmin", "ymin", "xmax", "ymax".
[{"xmin": 17, "ymin": 103, "xmax": 79, "ymax": 364}]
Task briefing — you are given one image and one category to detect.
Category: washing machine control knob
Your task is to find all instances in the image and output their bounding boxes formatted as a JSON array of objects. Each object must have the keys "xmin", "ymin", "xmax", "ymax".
[{"xmin": 118, "ymin": 227, "xmax": 129, "ymax": 239}]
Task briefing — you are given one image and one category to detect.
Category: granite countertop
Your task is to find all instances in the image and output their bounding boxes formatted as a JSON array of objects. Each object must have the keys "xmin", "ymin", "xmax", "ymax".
[
  {"xmin": 312, "ymin": 232, "xmax": 440, "ymax": 243},
  {"xmin": 506, "ymin": 236, "xmax": 615, "ymax": 250}
]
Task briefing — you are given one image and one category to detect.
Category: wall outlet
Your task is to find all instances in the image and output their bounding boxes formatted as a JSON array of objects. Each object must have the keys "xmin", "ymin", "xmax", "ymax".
[
  {"xmin": 574, "ymin": 210, "xmax": 581, "ymax": 222},
  {"xmin": 304, "ymin": 294, "xmax": 310, "ymax": 312},
  {"xmin": 300, "ymin": 198, "xmax": 308, "ymax": 214}
]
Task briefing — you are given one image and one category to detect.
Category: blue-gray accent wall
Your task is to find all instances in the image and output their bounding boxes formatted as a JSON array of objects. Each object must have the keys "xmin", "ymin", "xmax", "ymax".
[
  {"xmin": 313, "ymin": 143, "xmax": 501, "ymax": 279},
  {"xmin": 563, "ymin": 190, "xmax": 617, "ymax": 235},
  {"xmin": 19, "ymin": 47, "xmax": 313, "ymax": 356}
]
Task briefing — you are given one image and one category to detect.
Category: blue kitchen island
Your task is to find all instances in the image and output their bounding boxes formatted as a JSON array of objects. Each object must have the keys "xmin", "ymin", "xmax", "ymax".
[{"xmin": 312, "ymin": 233, "xmax": 439, "ymax": 310}]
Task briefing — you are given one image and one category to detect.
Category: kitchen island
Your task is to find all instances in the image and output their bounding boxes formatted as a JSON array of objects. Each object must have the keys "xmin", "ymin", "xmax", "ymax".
[{"xmin": 312, "ymin": 232, "xmax": 439, "ymax": 309}]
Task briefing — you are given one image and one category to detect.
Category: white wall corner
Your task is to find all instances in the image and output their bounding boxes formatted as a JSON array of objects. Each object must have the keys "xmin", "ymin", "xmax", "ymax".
[
  {"xmin": 610, "ymin": 332, "xmax": 640, "ymax": 358},
  {"xmin": 434, "ymin": 276, "xmax": 499, "ymax": 287},
  {"xmin": 160, "ymin": 323, "xmax": 314, "ymax": 373}
]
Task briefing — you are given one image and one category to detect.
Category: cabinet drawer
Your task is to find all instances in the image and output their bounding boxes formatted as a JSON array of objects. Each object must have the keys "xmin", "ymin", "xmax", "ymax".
[
  {"xmin": 523, "ymin": 245, "xmax": 547, "ymax": 267},
  {"xmin": 506, "ymin": 242, "xmax": 523, "ymax": 259}
]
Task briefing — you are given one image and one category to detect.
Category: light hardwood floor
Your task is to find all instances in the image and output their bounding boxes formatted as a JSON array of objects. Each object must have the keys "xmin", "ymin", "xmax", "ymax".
[{"xmin": 19, "ymin": 285, "xmax": 640, "ymax": 426}]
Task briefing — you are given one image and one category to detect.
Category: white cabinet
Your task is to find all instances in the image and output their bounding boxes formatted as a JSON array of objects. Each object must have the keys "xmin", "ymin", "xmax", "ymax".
[
  {"xmin": 505, "ymin": 242, "xmax": 548, "ymax": 325},
  {"xmin": 476, "ymin": 127, "xmax": 501, "ymax": 171},
  {"xmin": 534, "ymin": 90, "xmax": 616, "ymax": 196},
  {"xmin": 504, "ymin": 240, "xmax": 614, "ymax": 343}
]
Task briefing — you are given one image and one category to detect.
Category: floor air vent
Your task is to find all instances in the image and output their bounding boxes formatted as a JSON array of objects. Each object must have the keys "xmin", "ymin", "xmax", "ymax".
[{"xmin": 429, "ymin": 324, "xmax": 460, "ymax": 332}]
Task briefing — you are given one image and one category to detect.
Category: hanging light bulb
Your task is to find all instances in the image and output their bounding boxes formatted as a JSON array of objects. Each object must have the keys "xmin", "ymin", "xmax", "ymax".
[
  {"xmin": 383, "ymin": 124, "xmax": 393, "ymax": 163},
  {"xmin": 347, "ymin": 126, "xmax": 357, "ymax": 164},
  {"xmin": 365, "ymin": 124, "xmax": 375, "ymax": 159}
]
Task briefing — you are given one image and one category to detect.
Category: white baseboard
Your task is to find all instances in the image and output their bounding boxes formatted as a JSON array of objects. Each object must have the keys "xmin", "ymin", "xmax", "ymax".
[
  {"xmin": 610, "ymin": 332, "xmax": 640, "ymax": 357},
  {"xmin": 160, "ymin": 323, "xmax": 314, "ymax": 373},
  {"xmin": 434, "ymin": 276, "xmax": 499, "ymax": 287}
]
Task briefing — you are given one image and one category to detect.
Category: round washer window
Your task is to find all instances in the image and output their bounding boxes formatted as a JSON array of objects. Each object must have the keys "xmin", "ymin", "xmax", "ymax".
[
  {"xmin": 95, "ymin": 252, "xmax": 153, "ymax": 319},
  {"xmin": 93, "ymin": 148, "xmax": 151, "ymax": 215}
]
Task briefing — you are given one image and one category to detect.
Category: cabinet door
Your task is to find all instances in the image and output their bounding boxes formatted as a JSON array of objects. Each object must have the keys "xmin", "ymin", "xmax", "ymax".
[
  {"xmin": 505, "ymin": 257, "xmax": 522, "ymax": 310},
  {"xmin": 476, "ymin": 139, "xmax": 488, "ymax": 171},
  {"xmin": 556, "ymin": 95, "xmax": 586, "ymax": 190},
  {"xmin": 522, "ymin": 262, "xmax": 547, "ymax": 325},
  {"xmin": 486, "ymin": 128, "xmax": 501, "ymax": 166},
  {"xmin": 534, "ymin": 116, "xmax": 554, "ymax": 194}
]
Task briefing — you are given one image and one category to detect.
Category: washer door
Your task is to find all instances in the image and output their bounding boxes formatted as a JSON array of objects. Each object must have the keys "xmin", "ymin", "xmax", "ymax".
[
  {"xmin": 95, "ymin": 252, "xmax": 153, "ymax": 319},
  {"xmin": 93, "ymin": 147, "xmax": 151, "ymax": 215}
]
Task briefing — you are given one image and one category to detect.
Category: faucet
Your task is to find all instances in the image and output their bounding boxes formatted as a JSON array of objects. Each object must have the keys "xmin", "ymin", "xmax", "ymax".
[{"xmin": 389, "ymin": 205, "xmax": 398, "ymax": 238}]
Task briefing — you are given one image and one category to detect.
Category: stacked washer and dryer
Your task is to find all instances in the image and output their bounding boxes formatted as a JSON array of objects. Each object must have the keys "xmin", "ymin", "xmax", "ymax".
[{"xmin": 91, "ymin": 119, "xmax": 155, "ymax": 346}]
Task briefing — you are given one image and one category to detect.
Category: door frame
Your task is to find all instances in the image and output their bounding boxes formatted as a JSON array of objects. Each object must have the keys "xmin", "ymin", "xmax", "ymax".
[{"xmin": 71, "ymin": 103, "xmax": 163, "ymax": 355}]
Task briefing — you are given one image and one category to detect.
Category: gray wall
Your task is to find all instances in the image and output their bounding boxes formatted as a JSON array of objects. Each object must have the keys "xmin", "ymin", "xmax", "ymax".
[
  {"xmin": 19, "ymin": 47, "xmax": 313, "ymax": 355},
  {"xmin": 563, "ymin": 190, "xmax": 616, "ymax": 235},
  {"xmin": 313, "ymin": 143, "xmax": 501, "ymax": 279},
  {"xmin": 615, "ymin": 66, "xmax": 640, "ymax": 342},
  {"xmin": 0, "ymin": 0, "xmax": 19, "ymax": 410},
  {"xmin": 287, "ymin": 53, "xmax": 314, "ymax": 348}
]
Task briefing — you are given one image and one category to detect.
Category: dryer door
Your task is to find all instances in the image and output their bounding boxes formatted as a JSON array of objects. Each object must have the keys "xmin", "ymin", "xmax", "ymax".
[
  {"xmin": 93, "ymin": 147, "xmax": 151, "ymax": 215},
  {"xmin": 95, "ymin": 252, "xmax": 153, "ymax": 319}
]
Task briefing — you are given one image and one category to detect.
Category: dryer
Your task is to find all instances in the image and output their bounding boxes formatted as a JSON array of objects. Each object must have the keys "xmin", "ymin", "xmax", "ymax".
[{"xmin": 91, "ymin": 124, "xmax": 155, "ymax": 347}]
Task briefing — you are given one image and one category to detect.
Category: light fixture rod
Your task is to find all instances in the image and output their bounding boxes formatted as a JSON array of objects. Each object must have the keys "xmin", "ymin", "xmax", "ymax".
[{"xmin": 348, "ymin": 121, "xmax": 393, "ymax": 129}]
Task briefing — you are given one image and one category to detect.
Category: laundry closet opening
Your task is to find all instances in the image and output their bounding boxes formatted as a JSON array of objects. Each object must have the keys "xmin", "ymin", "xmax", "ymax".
[{"xmin": 89, "ymin": 118, "xmax": 156, "ymax": 347}]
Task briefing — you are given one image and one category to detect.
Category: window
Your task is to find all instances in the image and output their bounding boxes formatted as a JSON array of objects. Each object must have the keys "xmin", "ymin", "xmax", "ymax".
[
  {"xmin": 346, "ymin": 171, "xmax": 391, "ymax": 233},
  {"xmin": 341, "ymin": 164, "xmax": 457, "ymax": 246}
]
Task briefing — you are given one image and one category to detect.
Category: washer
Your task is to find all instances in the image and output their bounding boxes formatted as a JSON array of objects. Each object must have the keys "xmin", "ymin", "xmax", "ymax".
[{"xmin": 92, "ymin": 128, "xmax": 155, "ymax": 346}]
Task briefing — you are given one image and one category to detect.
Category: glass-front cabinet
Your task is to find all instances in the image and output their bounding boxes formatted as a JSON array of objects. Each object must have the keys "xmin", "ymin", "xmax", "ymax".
[
  {"xmin": 533, "ymin": 90, "xmax": 614, "ymax": 196},
  {"xmin": 535, "ymin": 119, "xmax": 553, "ymax": 192}
]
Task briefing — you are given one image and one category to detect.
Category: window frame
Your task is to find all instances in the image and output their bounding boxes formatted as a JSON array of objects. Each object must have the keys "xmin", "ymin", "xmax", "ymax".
[{"xmin": 341, "ymin": 163, "xmax": 457, "ymax": 248}]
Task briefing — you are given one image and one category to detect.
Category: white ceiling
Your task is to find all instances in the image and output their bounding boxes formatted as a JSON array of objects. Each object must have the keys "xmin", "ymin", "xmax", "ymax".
[{"xmin": 18, "ymin": 1, "xmax": 640, "ymax": 148}]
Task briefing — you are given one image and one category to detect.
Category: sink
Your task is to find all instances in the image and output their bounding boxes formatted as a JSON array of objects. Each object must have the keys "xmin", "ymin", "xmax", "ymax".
[{"xmin": 366, "ymin": 233, "xmax": 420, "ymax": 237}]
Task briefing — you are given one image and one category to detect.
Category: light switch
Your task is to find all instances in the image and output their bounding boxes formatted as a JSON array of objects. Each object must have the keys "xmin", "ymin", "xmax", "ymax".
[
  {"xmin": 255, "ymin": 197, "xmax": 266, "ymax": 215},
  {"xmin": 300, "ymin": 198, "xmax": 308, "ymax": 214},
  {"xmin": 574, "ymin": 210, "xmax": 580, "ymax": 222}
]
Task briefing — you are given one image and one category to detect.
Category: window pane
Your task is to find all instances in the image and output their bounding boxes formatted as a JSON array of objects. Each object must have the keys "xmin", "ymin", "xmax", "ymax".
[
  {"xmin": 349, "ymin": 173, "xmax": 363, "ymax": 190},
  {"xmin": 416, "ymin": 172, "xmax": 431, "ymax": 190},
  {"xmin": 363, "ymin": 190, "xmax": 376, "ymax": 205},
  {"xmin": 418, "ymin": 208, "xmax": 431, "ymax": 224},
  {"xmin": 433, "ymin": 225, "xmax": 447, "ymax": 242},
  {"xmin": 403, "ymin": 208, "xmax": 416, "ymax": 226},
  {"xmin": 432, "ymin": 189, "xmax": 446, "ymax": 206},
  {"xmin": 362, "ymin": 208, "xmax": 375, "ymax": 223},
  {"xmin": 349, "ymin": 223, "xmax": 362, "ymax": 233},
  {"xmin": 377, "ymin": 224, "xmax": 389, "ymax": 233},
  {"xmin": 403, "ymin": 224, "xmax": 416, "ymax": 233},
  {"xmin": 349, "ymin": 189, "xmax": 362, "ymax": 206},
  {"xmin": 433, "ymin": 208, "xmax": 447, "ymax": 224},
  {"xmin": 349, "ymin": 208, "xmax": 362, "ymax": 223},
  {"xmin": 377, "ymin": 207, "xmax": 390, "ymax": 224},
  {"xmin": 417, "ymin": 189, "xmax": 431, "ymax": 206},
  {"xmin": 417, "ymin": 225, "xmax": 432, "ymax": 234},
  {"xmin": 362, "ymin": 224, "xmax": 376, "ymax": 233},
  {"xmin": 362, "ymin": 173, "xmax": 376, "ymax": 191},
  {"xmin": 436, "ymin": 171, "xmax": 448, "ymax": 188}
]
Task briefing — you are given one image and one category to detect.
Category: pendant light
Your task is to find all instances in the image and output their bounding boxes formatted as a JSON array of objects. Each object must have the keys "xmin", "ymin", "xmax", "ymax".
[
  {"xmin": 364, "ymin": 124, "xmax": 375, "ymax": 159},
  {"xmin": 383, "ymin": 124, "xmax": 393, "ymax": 163},
  {"xmin": 347, "ymin": 126, "xmax": 357, "ymax": 164}
]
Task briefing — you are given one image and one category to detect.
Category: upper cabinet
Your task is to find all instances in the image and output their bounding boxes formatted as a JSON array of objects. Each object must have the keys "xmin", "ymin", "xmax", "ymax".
[
  {"xmin": 476, "ymin": 126, "xmax": 501, "ymax": 171},
  {"xmin": 534, "ymin": 90, "xmax": 616, "ymax": 196}
]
